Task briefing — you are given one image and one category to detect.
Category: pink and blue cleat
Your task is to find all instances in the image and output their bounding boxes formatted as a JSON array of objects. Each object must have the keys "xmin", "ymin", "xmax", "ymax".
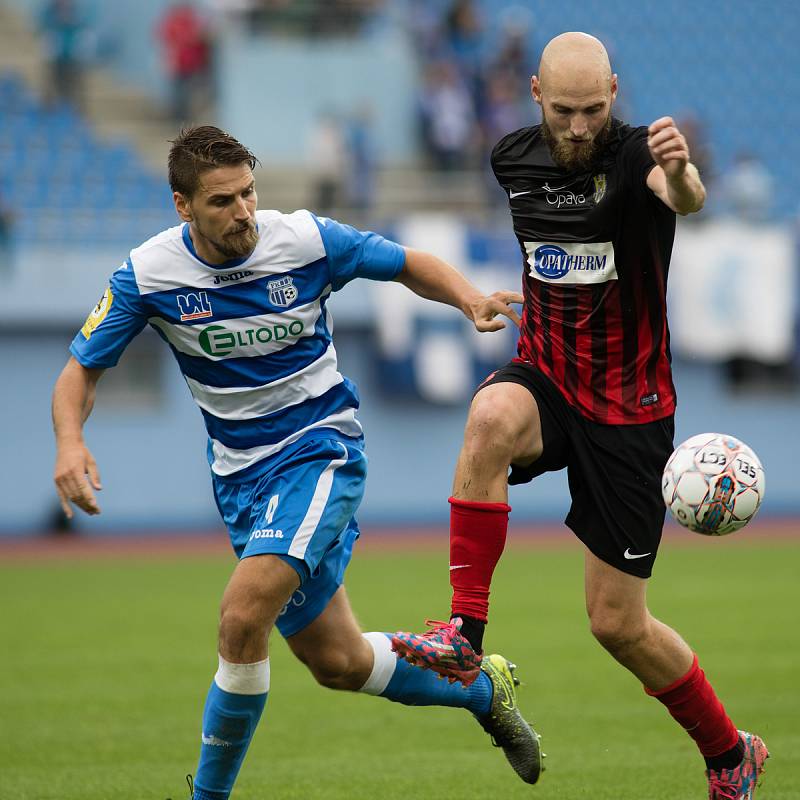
[
  {"xmin": 391, "ymin": 617, "xmax": 483, "ymax": 686},
  {"xmin": 707, "ymin": 731, "xmax": 769, "ymax": 799}
]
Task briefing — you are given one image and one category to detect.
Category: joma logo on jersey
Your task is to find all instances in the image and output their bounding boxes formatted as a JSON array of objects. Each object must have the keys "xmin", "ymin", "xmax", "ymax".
[
  {"xmin": 268, "ymin": 276, "xmax": 298, "ymax": 308},
  {"xmin": 199, "ymin": 321, "xmax": 305, "ymax": 356},
  {"xmin": 249, "ymin": 528, "xmax": 284, "ymax": 540},
  {"xmin": 213, "ymin": 270, "xmax": 254, "ymax": 286},
  {"xmin": 178, "ymin": 291, "xmax": 213, "ymax": 321}
]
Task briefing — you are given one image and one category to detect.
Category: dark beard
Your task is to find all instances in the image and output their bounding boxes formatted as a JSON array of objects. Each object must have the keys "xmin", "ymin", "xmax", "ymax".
[{"xmin": 541, "ymin": 113, "xmax": 612, "ymax": 172}]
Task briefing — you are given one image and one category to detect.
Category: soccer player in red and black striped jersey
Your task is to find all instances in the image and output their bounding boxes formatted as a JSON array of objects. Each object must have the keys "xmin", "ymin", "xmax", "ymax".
[{"xmin": 393, "ymin": 32, "xmax": 769, "ymax": 797}]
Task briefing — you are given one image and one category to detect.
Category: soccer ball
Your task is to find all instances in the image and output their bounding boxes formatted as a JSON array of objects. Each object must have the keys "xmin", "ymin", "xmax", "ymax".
[{"xmin": 661, "ymin": 433, "xmax": 765, "ymax": 535}]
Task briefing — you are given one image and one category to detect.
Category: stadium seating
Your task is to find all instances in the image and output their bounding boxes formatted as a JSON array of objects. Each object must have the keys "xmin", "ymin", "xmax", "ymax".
[
  {"xmin": 0, "ymin": 71, "xmax": 174, "ymax": 245},
  {"xmin": 1, "ymin": 0, "xmax": 798, "ymax": 240}
]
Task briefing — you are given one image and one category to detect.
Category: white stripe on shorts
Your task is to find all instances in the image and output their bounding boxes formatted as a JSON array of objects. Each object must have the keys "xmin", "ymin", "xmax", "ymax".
[{"xmin": 288, "ymin": 442, "xmax": 349, "ymax": 560}]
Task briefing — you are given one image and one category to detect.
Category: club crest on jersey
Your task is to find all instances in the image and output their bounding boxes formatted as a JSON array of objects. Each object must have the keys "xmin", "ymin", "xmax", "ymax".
[
  {"xmin": 593, "ymin": 174, "xmax": 607, "ymax": 204},
  {"xmin": 268, "ymin": 276, "xmax": 298, "ymax": 308},
  {"xmin": 178, "ymin": 291, "xmax": 213, "ymax": 321}
]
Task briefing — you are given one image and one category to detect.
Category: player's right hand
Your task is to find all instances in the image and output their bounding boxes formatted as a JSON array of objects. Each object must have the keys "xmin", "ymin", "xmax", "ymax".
[
  {"xmin": 470, "ymin": 290, "xmax": 524, "ymax": 332},
  {"xmin": 54, "ymin": 443, "xmax": 102, "ymax": 517}
]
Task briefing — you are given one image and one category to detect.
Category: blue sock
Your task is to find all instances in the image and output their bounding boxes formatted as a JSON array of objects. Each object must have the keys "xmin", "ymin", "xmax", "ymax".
[
  {"xmin": 194, "ymin": 666, "xmax": 268, "ymax": 800},
  {"xmin": 361, "ymin": 632, "xmax": 492, "ymax": 717}
]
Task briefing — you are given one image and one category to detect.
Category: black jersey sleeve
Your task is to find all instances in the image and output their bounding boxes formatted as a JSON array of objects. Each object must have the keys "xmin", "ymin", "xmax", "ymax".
[
  {"xmin": 616, "ymin": 126, "xmax": 657, "ymax": 197},
  {"xmin": 490, "ymin": 136, "xmax": 511, "ymax": 190},
  {"xmin": 490, "ymin": 126, "xmax": 538, "ymax": 192}
]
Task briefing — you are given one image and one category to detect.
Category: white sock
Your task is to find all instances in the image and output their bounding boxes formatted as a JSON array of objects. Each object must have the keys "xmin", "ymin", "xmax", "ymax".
[
  {"xmin": 358, "ymin": 632, "xmax": 397, "ymax": 695},
  {"xmin": 214, "ymin": 654, "xmax": 270, "ymax": 695}
]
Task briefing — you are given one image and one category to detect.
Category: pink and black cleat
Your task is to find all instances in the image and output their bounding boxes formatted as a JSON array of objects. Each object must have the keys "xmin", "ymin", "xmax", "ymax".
[
  {"xmin": 391, "ymin": 617, "xmax": 483, "ymax": 686},
  {"xmin": 706, "ymin": 731, "xmax": 769, "ymax": 800}
]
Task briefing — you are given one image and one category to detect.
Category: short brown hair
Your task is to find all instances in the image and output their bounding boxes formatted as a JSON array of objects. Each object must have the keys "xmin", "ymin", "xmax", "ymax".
[{"xmin": 168, "ymin": 126, "xmax": 258, "ymax": 197}]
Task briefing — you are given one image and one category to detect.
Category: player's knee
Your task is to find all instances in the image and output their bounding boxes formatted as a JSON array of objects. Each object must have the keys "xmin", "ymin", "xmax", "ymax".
[
  {"xmin": 589, "ymin": 609, "xmax": 647, "ymax": 656},
  {"xmin": 463, "ymin": 393, "xmax": 520, "ymax": 458},
  {"xmin": 218, "ymin": 604, "xmax": 268, "ymax": 656}
]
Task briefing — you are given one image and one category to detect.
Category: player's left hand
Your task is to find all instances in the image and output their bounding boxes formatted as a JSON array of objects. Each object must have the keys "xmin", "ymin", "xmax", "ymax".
[
  {"xmin": 469, "ymin": 291, "xmax": 523, "ymax": 332},
  {"xmin": 647, "ymin": 117, "xmax": 690, "ymax": 178}
]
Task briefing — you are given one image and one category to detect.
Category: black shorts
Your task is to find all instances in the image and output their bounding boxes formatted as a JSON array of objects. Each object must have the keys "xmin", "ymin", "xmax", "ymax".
[{"xmin": 478, "ymin": 362, "xmax": 675, "ymax": 578}]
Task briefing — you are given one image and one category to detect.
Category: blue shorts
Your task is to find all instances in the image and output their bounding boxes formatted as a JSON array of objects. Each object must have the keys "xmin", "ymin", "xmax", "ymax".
[{"xmin": 212, "ymin": 435, "xmax": 367, "ymax": 638}]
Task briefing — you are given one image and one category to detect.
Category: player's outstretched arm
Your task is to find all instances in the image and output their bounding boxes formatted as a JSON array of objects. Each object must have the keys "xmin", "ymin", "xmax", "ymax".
[
  {"xmin": 646, "ymin": 116, "xmax": 706, "ymax": 215},
  {"xmin": 396, "ymin": 247, "xmax": 523, "ymax": 332},
  {"xmin": 52, "ymin": 357, "xmax": 105, "ymax": 518}
]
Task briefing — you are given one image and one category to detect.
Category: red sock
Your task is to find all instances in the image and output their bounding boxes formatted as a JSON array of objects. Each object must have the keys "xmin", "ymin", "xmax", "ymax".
[
  {"xmin": 448, "ymin": 496, "xmax": 510, "ymax": 623},
  {"xmin": 646, "ymin": 654, "xmax": 739, "ymax": 757}
]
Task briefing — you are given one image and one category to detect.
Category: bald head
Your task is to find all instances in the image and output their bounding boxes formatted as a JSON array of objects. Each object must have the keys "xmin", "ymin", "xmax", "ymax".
[
  {"xmin": 538, "ymin": 32, "xmax": 612, "ymax": 95},
  {"xmin": 532, "ymin": 33, "xmax": 617, "ymax": 171}
]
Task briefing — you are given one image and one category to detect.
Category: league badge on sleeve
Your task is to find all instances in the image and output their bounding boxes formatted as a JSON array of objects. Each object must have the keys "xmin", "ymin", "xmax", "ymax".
[{"xmin": 80, "ymin": 287, "xmax": 114, "ymax": 339}]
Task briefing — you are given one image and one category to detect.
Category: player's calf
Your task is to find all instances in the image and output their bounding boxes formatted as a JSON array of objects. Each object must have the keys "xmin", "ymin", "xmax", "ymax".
[{"xmin": 299, "ymin": 639, "xmax": 374, "ymax": 691}]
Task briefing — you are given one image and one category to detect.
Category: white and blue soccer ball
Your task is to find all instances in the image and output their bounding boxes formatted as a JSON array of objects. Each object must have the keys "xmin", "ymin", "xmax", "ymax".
[{"xmin": 661, "ymin": 433, "xmax": 765, "ymax": 535}]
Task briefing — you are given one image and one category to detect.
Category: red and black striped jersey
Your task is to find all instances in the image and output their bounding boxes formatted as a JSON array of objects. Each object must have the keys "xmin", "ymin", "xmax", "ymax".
[{"xmin": 491, "ymin": 119, "xmax": 677, "ymax": 425}]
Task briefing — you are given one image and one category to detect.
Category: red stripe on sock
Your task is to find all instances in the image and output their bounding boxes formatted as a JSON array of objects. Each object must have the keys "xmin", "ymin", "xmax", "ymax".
[
  {"xmin": 645, "ymin": 654, "xmax": 739, "ymax": 757},
  {"xmin": 448, "ymin": 496, "xmax": 510, "ymax": 623}
]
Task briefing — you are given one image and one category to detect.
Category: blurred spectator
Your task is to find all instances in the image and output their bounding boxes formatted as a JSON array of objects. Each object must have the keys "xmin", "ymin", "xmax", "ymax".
[
  {"xmin": 38, "ymin": 0, "xmax": 94, "ymax": 110},
  {"xmin": 720, "ymin": 151, "xmax": 775, "ymax": 223},
  {"xmin": 406, "ymin": 0, "xmax": 444, "ymax": 61},
  {"xmin": 480, "ymin": 72, "xmax": 527, "ymax": 206},
  {"xmin": 242, "ymin": 0, "xmax": 385, "ymax": 37},
  {"xmin": 444, "ymin": 0, "xmax": 484, "ymax": 85},
  {"xmin": 208, "ymin": 0, "xmax": 261, "ymax": 33},
  {"xmin": 677, "ymin": 113, "xmax": 714, "ymax": 185},
  {"xmin": 491, "ymin": 7, "xmax": 535, "ymax": 81},
  {"xmin": 310, "ymin": 0, "xmax": 386, "ymax": 37},
  {"xmin": 409, "ymin": 0, "xmax": 543, "ymax": 180},
  {"xmin": 346, "ymin": 105, "xmax": 376, "ymax": 212},
  {"xmin": 308, "ymin": 112, "xmax": 347, "ymax": 214},
  {"xmin": 156, "ymin": 3, "xmax": 213, "ymax": 123},
  {"xmin": 481, "ymin": 72, "xmax": 530, "ymax": 149},
  {"xmin": 0, "ymin": 190, "xmax": 13, "ymax": 275},
  {"xmin": 418, "ymin": 61, "xmax": 476, "ymax": 170}
]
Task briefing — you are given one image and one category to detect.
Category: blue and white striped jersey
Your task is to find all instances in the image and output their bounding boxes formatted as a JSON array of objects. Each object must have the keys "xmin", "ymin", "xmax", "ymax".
[{"xmin": 70, "ymin": 209, "xmax": 406, "ymax": 478}]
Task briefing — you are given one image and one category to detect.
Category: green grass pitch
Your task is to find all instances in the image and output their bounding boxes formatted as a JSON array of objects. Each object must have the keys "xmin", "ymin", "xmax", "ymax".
[{"xmin": 2, "ymin": 531, "xmax": 798, "ymax": 799}]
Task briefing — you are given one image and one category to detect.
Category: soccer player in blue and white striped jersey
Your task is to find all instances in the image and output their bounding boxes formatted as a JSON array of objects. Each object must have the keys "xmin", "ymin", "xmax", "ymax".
[{"xmin": 52, "ymin": 126, "xmax": 543, "ymax": 797}]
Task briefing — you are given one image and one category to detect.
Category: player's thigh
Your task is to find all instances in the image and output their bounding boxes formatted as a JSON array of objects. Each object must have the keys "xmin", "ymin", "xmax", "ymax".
[
  {"xmin": 221, "ymin": 553, "xmax": 301, "ymax": 627},
  {"xmin": 468, "ymin": 380, "xmax": 544, "ymax": 465},
  {"xmin": 583, "ymin": 548, "xmax": 648, "ymax": 627},
  {"xmin": 218, "ymin": 554, "xmax": 302, "ymax": 660}
]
